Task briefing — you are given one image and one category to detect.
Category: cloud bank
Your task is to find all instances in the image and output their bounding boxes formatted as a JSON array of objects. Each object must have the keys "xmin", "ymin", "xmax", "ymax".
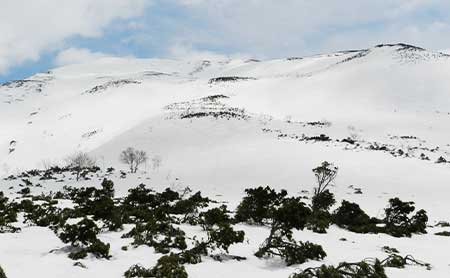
[{"xmin": 0, "ymin": 0, "xmax": 149, "ymax": 73}]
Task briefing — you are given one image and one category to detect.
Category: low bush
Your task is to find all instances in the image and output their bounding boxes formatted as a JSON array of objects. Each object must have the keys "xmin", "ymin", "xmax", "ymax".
[
  {"xmin": 235, "ymin": 186, "xmax": 287, "ymax": 224},
  {"xmin": 207, "ymin": 223, "xmax": 245, "ymax": 253},
  {"xmin": 23, "ymin": 201, "xmax": 62, "ymax": 228},
  {"xmin": 435, "ymin": 231, "xmax": 450, "ymax": 236},
  {"xmin": 200, "ymin": 205, "xmax": 232, "ymax": 229},
  {"xmin": 122, "ymin": 220, "xmax": 187, "ymax": 254},
  {"xmin": 383, "ymin": 198, "xmax": 428, "ymax": 237},
  {"xmin": 56, "ymin": 218, "xmax": 110, "ymax": 259},
  {"xmin": 291, "ymin": 259, "xmax": 387, "ymax": 278},
  {"xmin": 332, "ymin": 200, "xmax": 379, "ymax": 233},
  {"xmin": 124, "ymin": 255, "xmax": 188, "ymax": 278},
  {"xmin": 255, "ymin": 196, "xmax": 324, "ymax": 265},
  {"xmin": 308, "ymin": 190, "xmax": 336, "ymax": 233},
  {"xmin": 0, "ymin": 193, "xmax": 19, "ymax": 233}
]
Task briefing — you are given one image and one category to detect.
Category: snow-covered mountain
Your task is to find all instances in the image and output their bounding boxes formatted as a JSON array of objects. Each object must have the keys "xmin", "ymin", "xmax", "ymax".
[{"xmin": 2, "ymin": 44, "xmax": 450, "ymax": 278}]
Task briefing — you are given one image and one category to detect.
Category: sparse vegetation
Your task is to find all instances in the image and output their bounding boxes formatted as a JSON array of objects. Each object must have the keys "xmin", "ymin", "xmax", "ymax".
[
  {"xmin": 435, "ymin": 231, "xmax": 450, "ymax": 236},
  {"xmin": 253, "ymin": 196, "xmax": 325, "ymax": 265},
  {"xmin": 0, "ymin": 162, "xmax": 436, "ymax": 277},
  {"xmin": 56, "ymin": 217, "xmax": 111, "ymax": 259},
  {"xmin": 307, "ymin": 162, "xmax": 338, "ymax": 233},
  {"xmin": 291, "ymin": 259, "xmax": 387, "ymax": 278},
  {"xmin": 65, "ymin": 152, "xmax": 96, "ymax": 181},
  {"xmin": 0, "ymin": 193, "xmax": 19, "ymax": 233},
  {"xmin": 333, "ymin": 200, "xmax": 379, "ymax": 233},
  {"xmin": 120, "ymin": 147, "xmax": 148, "ymax": 173},
  {"xmin": 291, "ymin": 253, "xmax": 431, "ymax": 278},
  {"xmin": 332, "ymin": 198, "xmax": 428, "ymax": 237},
  {"xmin": 383, "ymin": 197, "xmax": 428, "ymax": 237}
]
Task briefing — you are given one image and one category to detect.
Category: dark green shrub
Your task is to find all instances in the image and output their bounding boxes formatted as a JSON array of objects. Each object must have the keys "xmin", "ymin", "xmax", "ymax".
[
  {"xmin": 255, "ymin": 197, "xmax": 322, "ymax": 265},
  {"xmin": 65, "ymin": 181, "xmax": 123, "ymax": 231},
  {"xmin": 0, "ymin": 265, "xmax": 6, "ymax": 278},
  {"xmin": 383, "ymin": 198, "xmax": 428, "ymax": 237},
  {"xmin": 159, "ymin": 188, "xmax": 181, "ymax": 203},
  {"xmin": 271, "ymin": 197, "xmax": 312, "ymax": 231},
  {"xmin": 124, "ymin": 264, "xmax": 153, "ymax": 278},
  {"xmin": 170, "ymin": 191, "xmax": 210, "ymax": 215},
  {"xmin": 0, "ymin": 193, "xmax": 19, "ymax": 233},
  {"xmin": 86, "ymin": 239, "xmax": 111, "ymax": 259},
  {"xmin": 282, "ymin": 241, "xmax": 326, "ymax": 266},
  {"xmin": 311, "ymin": 190, "xmax": 335, "ymax": 211},
  {"xmin": 150, "ymin": 255, "xmax": 188, "ymax": 278},
  {"xmin": 235, "ymin": 186, "xmax": 287, "ymax": 224},
  {"xmin": 58, "ymin": 218, "xmax": 100, "ymax": 246},
  {"xmin": 308, "ymin": 190, "xmax": 336, "ymax": 233},
  {"xmin": 333, "ymin": 198, "xmax": 428, "ymax": 237},
  {"xmin": 435, "ymin": 231, "xmax": 450, "ymax": 236},
  {"xmin": 381, "ymin": 246, "xmax": 399, "ymax": 254},
  {"xmin": 307, "ymin": 210, "xmax": 332, "ymax": 234},
  {"xmin": 291, "ymin": 259, "xmax": 387, "ymax": 278},
  {"xmin": 178, "ymin": 242, "xmax": 208, "ymax": 264},
  {"xmin": 125, "ymin": 255, "xmax": 188, "ymax": 278},
  {"xmin": 200, "ymin": 205, "xmax": 231, "ymax": 229},
  {"xmin": 68, "ymin": 249, "xmax": 88, "ymax": 260},
  {"xmin": 332, "ymin": 201, "xmax": 379, "ymax": 233},
  {"xmin": 23, "ymin": 202, "xmax": 62, "ymax": 227},
  {"xmin": 101, "ymin": 178, "xmax": 115, "ymax": 198},
  {"xmin": 207, "ymin": 224, "xmax": 245, "ymax": 253},
  {"xmin": 380, "ymin": 254, "xmax": 431, "ymax": 270},
  {"xmin": 256, "ymin": 237, "xmax": 326, "ymax": 266},
  {"xmin": 122, "ymin": 185, "xmax": 182, "ymax": 223},
  {"xmin": 122, "ymin": 220, "xmax": 187, "ymax": 253},
  {"xmin": 18, "ymin": 187, "xmax": 31, "ymax": 195},
  {"xmin": 56, "ymin": 218, "xmax": 110, "ymax": 259}
]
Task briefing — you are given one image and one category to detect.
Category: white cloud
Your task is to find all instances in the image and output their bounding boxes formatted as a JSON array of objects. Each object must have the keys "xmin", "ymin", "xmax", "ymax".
[
  {"xmin": 171, "ymin": 0, "xmax": 450, "ymax": 57},
  {"xmin": 0, "ymin": 0, "xmax": 150, "ymax": 74},
  {"xmin": 167, "ymin": 43, "xmax": 249, "ymax": 61},
  {"xmin": 54, "ymin": 48, "xmax": 110, "ymax": 66}
]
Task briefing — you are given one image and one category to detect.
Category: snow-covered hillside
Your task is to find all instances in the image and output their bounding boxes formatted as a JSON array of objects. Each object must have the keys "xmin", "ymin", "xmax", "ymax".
[{"xmin": 1, "ymin": 43, "xmax": 450, "ymax": 277}]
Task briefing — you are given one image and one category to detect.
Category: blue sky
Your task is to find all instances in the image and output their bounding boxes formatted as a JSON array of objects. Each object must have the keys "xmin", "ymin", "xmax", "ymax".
[{"xmin": 1, "ymin": 0, "xmax": 450, "ymax": 83}]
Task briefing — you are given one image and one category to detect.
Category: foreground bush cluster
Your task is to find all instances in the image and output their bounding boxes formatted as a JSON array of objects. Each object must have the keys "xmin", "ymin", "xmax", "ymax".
[{"xmin": 0, "ymin": 162, "xmax": 431, "ymax": 277}]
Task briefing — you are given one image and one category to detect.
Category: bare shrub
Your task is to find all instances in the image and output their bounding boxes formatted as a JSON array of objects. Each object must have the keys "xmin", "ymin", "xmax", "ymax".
[
  {"xmin": 66, "ymin": 152, "xmax": 96, "ymax": 181},
  {"xmin": 120, "ymin": 147, "xmax": 148, "ymax": 173}
]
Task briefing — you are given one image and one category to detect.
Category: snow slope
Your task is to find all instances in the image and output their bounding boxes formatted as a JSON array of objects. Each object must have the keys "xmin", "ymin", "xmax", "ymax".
[{"xmin": 1, "ymin": 43, "xmax": 450, "ymax": 277}]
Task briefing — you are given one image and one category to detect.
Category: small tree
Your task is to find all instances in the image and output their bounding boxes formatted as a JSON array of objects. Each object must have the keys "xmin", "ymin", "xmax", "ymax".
[
  {"xmin": 255, "ymin": 197, "xmax": 326, "ymax": 265},
  {"xmin": 66, "ymin": 152, "xmax": 96, "ymax": 181},
  {"xmin": 120, "ymin": 147, "xmax": 148, "ymax": 173},
  {"xmin": 307, "ymin": 162, "xmax": 338, "ymax": 233},
  {"xmin": 312, "ymin": 161, "xmax": 338, "ymax": 195}
]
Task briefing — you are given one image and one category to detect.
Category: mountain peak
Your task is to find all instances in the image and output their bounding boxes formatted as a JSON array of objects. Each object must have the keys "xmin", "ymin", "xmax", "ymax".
[{"xmin": 373, "ymin": 43, "xmax": 425, "ymax": 51}]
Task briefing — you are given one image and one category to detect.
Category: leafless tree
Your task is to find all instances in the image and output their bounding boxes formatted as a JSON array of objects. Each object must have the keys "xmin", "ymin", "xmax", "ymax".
[
  {"xmin": 66, "ymin": 152, "xmax": 96, "ymax": 181},
  {"xmin": 312, "ymin": 161, "xmax": 338, "ymax": 195},
  {"xmin": 152, "ymin": 155, "xmax": 162, "ymax": 171},
  {"xmin": 120, "ymin": 147, "xmax": 148, "ymax": 173}
]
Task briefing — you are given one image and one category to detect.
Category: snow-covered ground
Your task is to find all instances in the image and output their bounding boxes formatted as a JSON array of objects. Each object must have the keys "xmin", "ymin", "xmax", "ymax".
[{"xmin": 1, "ymin": 43, "xmax": 450, "ymax": 277}]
